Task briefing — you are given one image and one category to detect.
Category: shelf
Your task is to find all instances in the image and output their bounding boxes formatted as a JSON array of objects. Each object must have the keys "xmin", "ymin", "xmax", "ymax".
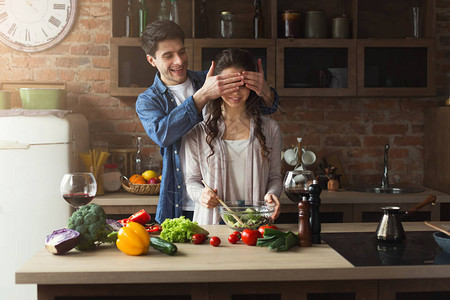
[
  {"xmin": 276, "ymin": 39, "xmax": 357, "ymax": 97},
  {"xmin": 109, "ymin": 0, "xmax": 436, "ymax": 98},
  {"xmin": 110, "ymin": 38, "xmax": 193, "ymax": 97},
  {"xmin": 356, "ymin": 39, "xmax": 435, "ymax": 97},
  {"xmin": 192, "ymin": 39, "xmax": 276, "ymax": 87}
]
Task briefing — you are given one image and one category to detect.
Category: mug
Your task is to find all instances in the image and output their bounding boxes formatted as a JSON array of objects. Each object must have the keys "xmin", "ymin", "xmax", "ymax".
[
  {"xmin": 283, "ymin": 147, "xmax": 299, "ymax": 166},
  {"xmin": 0, "ymin": 90, "xmax": 11, "ymax": 109},
  {"xmin": 301, "ymin": 149, "xmax": 316, "ymax": 166}
]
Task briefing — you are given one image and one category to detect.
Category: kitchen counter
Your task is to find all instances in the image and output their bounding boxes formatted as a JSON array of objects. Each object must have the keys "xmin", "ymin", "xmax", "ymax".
[
  {"xmin": 16, "ymin": 222, "xmax": 450, "ymax": 300},
  {"xmin": 94, "ymin": 186, "xmax": 450, "ymax": 222}
]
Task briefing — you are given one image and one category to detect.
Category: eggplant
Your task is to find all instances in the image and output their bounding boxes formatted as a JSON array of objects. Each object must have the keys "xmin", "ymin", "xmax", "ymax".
[{"xmin": 45, "ymin": 228, "xmax": 80, "ymax": 255}]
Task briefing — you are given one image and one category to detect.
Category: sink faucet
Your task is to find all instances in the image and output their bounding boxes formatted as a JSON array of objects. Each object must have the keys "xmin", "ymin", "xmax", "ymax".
[{"xmin": 381, "ymin": 144, "xmax": 390, "ymax": 190}]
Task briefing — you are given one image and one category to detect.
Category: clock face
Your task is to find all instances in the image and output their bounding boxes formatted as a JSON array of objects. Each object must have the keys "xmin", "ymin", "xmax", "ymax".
[{"xmin": 0, "ymin": 0, "xmax": 77, "ymax": 52}]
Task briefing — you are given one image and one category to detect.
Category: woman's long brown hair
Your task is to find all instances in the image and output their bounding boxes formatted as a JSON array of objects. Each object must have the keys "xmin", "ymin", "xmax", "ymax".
[{"xmin": 205, "ymin": 48, "xmax": 269, "ymax": 161}]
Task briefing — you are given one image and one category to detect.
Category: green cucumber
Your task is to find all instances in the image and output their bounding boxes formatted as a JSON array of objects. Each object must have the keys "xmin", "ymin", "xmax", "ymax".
[{"xmin": 150, "ymin": 237, "xmax": 178, "ymax": 256}]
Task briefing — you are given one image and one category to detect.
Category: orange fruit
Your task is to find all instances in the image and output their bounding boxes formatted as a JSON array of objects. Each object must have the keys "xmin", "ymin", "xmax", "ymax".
[{"xmin": 129, "ymin": 174, "xmax": 147, "ymax": 184}]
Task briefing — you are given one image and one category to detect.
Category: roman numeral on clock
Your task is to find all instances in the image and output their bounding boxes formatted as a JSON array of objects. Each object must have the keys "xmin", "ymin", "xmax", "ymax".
[
  {"xmin": 49, "ymin": 16, "xmax": 61, "ymax": 27},
  {"xmin": 25, "ymin": 29, "xmax": 30, "ymax": 41},
  {"xmin": 0, "ymin": 11, "xmax": 7, "ymax": 24},
  {"xmin": 8, "ymin": 23, "xmax": 16, "ymax": 36},
  {"xmin": 54, "ymin": 4, "xmax": 66, "ymax": 10},
  {"xmin": 0, "ymin": 0, "xmax": 5, "ymax": 6}
]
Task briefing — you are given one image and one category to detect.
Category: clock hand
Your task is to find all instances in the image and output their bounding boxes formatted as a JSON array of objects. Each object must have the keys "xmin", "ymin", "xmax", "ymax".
[{"xmin": 25, "ymin": 0, "xmax": 39, "ymax": 14}]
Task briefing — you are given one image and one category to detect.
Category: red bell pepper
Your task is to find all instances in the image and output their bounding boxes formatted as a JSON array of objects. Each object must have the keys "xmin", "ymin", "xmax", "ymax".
[
  {"xmin": 119, "ymin": 209, "xmax": 151, "ymax": 226},
  {"xmin": 128, "ymin": 209, "xmax": 151, "ymax": 225},
  {"xmin": 146, "ymin": 225, "xmax": 162, "ymax": 234}
]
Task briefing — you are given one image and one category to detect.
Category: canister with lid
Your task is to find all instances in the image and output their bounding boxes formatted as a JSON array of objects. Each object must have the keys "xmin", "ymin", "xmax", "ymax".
[
  {"xmin": 103, "ymin": 163, "xmax": 122, "ymax": 192},
  {"xmin": 332, "ymin": 15, "xmax": 350, "ymax": 39},
  {"xmin": 304, "ymin": 10, "xmax": 327, "ymax": 38},
  {"xmin": 281, "ymin": 9, "xmax": 300, "ymax": 38}
]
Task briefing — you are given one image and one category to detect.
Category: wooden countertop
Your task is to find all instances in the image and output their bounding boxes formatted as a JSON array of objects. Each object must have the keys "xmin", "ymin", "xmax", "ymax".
[{"xmin": 16, "ymin": 222, "xmax": 450, "ymax": 285}]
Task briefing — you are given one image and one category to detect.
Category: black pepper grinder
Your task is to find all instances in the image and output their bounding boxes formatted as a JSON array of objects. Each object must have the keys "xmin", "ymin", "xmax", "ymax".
[
  {"xmin": 308, "ymin": 179, "xmax": 322, "ymax": 244},
  {"xmin": 298, "ymin": 196, "xmax": 312, "ymax": 247}
]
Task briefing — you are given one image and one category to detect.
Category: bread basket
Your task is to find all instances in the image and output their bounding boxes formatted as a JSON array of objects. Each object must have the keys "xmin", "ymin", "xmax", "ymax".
[{"xmin": 121, "ymin": 176, "xmax": 160, "ymax": 195}]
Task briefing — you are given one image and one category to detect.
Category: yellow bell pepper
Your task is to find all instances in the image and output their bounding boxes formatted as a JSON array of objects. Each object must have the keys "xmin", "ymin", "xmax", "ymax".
[{"xmin": 116, "ymin": 222, "xmax": 150, "ymax": 256}]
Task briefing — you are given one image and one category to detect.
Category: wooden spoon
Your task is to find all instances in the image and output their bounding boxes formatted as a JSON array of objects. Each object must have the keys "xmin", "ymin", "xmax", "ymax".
[
  {"xmin": 424, "ymin": 221, "xmax": 450, "ymax": 237},
  {"xmin": 201, "ymin": 180, "xmax": 245, "ymax": 226}
]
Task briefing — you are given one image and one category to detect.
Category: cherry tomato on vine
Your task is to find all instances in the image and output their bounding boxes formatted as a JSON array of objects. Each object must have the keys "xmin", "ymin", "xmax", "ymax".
[
  {"xmin": 209, "ymin": 236, "xmax": 221, "ymax": 247},
  {"xmin": 228, "ymin": 233, "xmax": 239, "ymax": 244},
  {"xmin": 232, "ymin": 231, "xmax": 241, "ymax": 240}
]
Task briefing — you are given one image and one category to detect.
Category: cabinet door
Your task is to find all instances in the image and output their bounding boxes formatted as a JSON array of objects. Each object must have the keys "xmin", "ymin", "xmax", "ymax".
[
  {"xmin": 110, "ymin": 38, "xmax": 193, "ymax": 97},
  {"xmin": 356, "ymin": 39, "xmax": 435, "ymax": 97},
  {"xmin": 276, "ymin": 39, "xmax": 357, "ymax": 97},
  {"xmin": 193, "ymin": 39, "xmax": 275, "ymax": 88}
]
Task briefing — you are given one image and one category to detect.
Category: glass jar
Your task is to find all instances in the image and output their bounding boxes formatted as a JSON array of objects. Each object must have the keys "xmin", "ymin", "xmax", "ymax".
[
  {"xmin": 281, "ymin": 10, "xmax": 300, "ymax": 38},
  {"xmin": 220, "ymin": 11, "xmax": 234, "ymax": 38},
  {"xmin": 103, "ymin": 164, "xmax": 122, "ymax": 192}
]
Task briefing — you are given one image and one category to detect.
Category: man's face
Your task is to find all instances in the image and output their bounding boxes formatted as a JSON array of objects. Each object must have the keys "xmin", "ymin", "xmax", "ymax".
[{"xmin": 146, "ymin": 39, "xmax": 188, "ymax": 86}]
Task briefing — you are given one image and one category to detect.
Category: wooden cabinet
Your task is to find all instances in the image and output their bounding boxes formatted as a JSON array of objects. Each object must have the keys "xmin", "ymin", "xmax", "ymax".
[{"xmin": 109, "ymin": 0, "xmax": 436, "ymax": 97}]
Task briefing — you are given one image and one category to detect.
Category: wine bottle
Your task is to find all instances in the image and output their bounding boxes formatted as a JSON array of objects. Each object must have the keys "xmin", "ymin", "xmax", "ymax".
[
  {"xmin": 169, "ymin": 0, "xmax": 179, "ymax": 24},
  {"xmin": 124, "ymin": 0, "xmax": 135, "ymax": 37},
  {"xmin": 137, "ymin": 0, "xmax": 148, "ymax": 37},
  {"xmin": 157, "ymin": 0, "xmax": 170, "ymax": 21},
  {"xmin": 197, "ymin": 0, "xmax": 209, "ymax": 38},
  {"xmin": 253, "ymin": 0, "xmax": 264, "ymax": 39}
]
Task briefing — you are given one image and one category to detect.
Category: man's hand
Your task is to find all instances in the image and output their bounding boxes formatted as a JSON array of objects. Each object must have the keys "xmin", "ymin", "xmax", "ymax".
[
  {"xmin": 242, "ymin": 58, "xmax": 274, "ymax": 107},
  {"xmin": 193, "ymin": 61, "xmax": 244, "ymax": 113},
  {"xmin": 200, "ymin": 187, "xmax": 220, "ymax": 209}
]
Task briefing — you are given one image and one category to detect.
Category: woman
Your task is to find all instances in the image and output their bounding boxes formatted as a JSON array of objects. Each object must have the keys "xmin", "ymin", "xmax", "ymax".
[{"xmin": 183, "ymin": 48, "xmax": 282, "ymax": 225}]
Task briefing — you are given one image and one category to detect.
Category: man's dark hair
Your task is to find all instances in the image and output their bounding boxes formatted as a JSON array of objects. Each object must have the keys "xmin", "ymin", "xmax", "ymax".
[{"xmin": 140, "ymin": 20, "xmax": 185, "ymax": 57}]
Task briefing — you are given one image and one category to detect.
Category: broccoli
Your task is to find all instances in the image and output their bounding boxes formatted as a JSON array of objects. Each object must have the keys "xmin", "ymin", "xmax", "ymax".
[{"xmin": 67, "ymin": 203, "xmax": 111, "ymax": 251}]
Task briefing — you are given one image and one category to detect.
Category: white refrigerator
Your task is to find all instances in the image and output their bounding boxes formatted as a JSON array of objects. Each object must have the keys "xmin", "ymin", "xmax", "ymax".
[{"xmin": 0, "ymin": 113, "xmax": 89, "ymax": 300}]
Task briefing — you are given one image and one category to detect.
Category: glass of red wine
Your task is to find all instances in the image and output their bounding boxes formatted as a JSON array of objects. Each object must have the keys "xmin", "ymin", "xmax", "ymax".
[
  {"xmin": 283, "ymin": 169, "xmax": 315, "ymax": 203},
  {"xmin": 60, "ymin": 172, "xmax": 97, "ymax": 209}
]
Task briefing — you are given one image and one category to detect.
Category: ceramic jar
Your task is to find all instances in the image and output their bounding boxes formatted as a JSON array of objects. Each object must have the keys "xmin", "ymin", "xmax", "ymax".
[{"xmin": 304, "ymin": 10, "xmax": 327, "ymax": 38}]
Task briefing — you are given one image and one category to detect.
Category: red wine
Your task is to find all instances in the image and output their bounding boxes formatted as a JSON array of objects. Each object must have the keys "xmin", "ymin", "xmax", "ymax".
[
  {"xmin": 63, "ymin": 194, "xmax": 94, "ymax": 208},
  {"xmin": 284, "ymin": 188, "xmax": 309, "ymax": 203}
]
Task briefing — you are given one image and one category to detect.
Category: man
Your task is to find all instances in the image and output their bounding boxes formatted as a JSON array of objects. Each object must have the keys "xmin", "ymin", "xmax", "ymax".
[{"xmin": 136, "ymin": 20, "xmax": 279, "ymax": 223}]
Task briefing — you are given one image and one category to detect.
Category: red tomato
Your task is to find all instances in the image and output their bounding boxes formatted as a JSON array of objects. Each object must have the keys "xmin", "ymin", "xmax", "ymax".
[
  {"xmin": 228, "ymin": 233, "xmax": 239, "ymax": 244},
  {"xmin": 241, "ymin": 229, "xmax": 262, "ymax": 246},
  {"xmin": 258, "ymin": 225, "xmax": 278, "ymax": 237},
  {"xmin": 199, "ymin": 233, "xmax": 207, "ymax": 241},
  {"xmin": 191, "ymin": 233, "xmax": 205, "ymax": 244},
  {"xmin": 209, "ymin": 236, "xmax": 221, "ymax": 247},
  {"xmin": 232, "ymin": 231, "xmax": 241, "ymax": 240}
]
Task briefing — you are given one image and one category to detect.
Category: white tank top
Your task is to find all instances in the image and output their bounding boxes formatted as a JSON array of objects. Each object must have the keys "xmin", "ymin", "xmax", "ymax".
[{"xmin": 224, "ymin": 139, "xmax": 249, "ymax": 202}]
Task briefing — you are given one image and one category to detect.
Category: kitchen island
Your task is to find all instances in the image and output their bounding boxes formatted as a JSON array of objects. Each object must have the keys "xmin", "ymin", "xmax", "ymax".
[
  {"xmin": 94, "ymin": 186, "xmax": 450, "ymax": 222},
  {"xmin": 17, "ymin": 222, "xmax": 450, "ymax": 300}
]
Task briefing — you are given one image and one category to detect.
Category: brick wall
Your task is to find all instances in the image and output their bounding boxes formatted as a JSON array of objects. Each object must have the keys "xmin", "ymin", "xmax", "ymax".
[{"xmin": 0, "ymin": 0, "xmax": 448, "ymax": 186}]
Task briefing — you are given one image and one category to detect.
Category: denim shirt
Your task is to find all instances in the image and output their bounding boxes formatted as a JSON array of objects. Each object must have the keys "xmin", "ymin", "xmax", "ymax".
[{"xmin": 136, "ymin": 70, "xmax": 279, "ymax": 223}]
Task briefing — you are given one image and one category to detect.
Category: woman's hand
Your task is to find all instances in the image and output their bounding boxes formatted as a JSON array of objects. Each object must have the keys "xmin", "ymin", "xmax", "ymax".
[
  {"xmin": 264, "ymin": 193, "xmax": 281, "ymax": 221},
  {"xmin": 242, "ymin": 58, "xmax": 272, "ymax": 101},
  {"xmin": 200, "ymin": 187, "xmax": 220, "ymax": 209}
]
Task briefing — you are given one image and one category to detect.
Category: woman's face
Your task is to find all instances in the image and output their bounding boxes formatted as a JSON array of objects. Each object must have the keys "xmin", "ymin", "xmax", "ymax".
[{"xmin": 220, "ymin": 66, "xmax": 250, "ymax": 110}]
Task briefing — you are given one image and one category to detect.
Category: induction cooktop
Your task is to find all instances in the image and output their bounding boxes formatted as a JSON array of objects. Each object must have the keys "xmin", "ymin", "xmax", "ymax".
[{"xmin": 321, "ymin": 231, "xmax": 450, "ymax": 266}]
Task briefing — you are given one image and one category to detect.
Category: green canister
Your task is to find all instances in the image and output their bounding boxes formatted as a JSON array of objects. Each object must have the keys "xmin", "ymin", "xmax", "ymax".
[
  {"xmin": 0, "ymin": 91, "xmax": 11, "ymax": 109},
  {"xmin": 304, "ymin": 10, "xmax": 327, "ymax": 38},
  {"xmin": 332, "ymin": 15, "xmax": 350, "ymax": 39}
]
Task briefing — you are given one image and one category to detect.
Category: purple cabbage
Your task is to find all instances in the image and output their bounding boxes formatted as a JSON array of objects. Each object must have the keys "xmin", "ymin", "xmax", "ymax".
[
  {"xmin": 106, "ymin": 219, "xmax": 123, "ymax": 232},
  {"xmin": 45, "ymin": 229, "xmax": 80, "ymax": 255}
]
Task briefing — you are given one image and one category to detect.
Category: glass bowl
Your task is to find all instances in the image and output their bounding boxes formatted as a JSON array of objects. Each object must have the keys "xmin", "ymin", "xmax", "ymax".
[{"xmin": 218, "ymin": 205, "xmax": 274, "ymax": 231}]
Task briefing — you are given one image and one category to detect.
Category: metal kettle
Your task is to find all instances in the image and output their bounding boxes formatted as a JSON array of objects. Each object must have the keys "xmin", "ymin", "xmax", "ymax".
[{"xmin": 375, "ymin": 195, "xmax": 437, "ymax": 242}]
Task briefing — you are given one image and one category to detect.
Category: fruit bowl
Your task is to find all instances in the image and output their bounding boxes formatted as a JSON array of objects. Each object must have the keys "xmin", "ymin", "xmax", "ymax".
[
  {"xmin": 218, "ymin": 205, "xmax": 274, "ymax": 231},
  {"xmin": 120, "ymin": 176, "xmax": 160, "ymax": 195}
]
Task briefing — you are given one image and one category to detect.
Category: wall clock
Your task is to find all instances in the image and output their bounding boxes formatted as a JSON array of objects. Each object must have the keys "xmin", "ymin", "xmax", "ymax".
[{"xmin": 0, "ymin": 0, "xmax": 77, "ymax": 52}]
